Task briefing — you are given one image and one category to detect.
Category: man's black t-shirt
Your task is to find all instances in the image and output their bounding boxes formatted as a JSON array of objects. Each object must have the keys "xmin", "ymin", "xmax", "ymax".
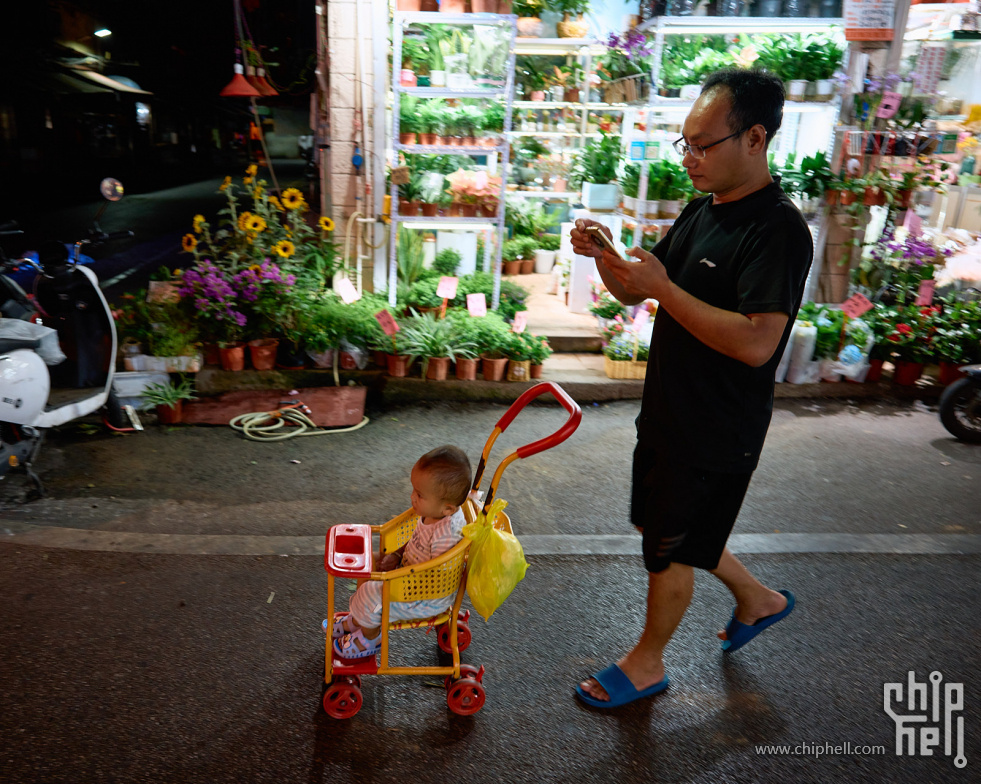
[{"xmin": 636, "ymin": 179, "xmax": 813, "ymax": 473}]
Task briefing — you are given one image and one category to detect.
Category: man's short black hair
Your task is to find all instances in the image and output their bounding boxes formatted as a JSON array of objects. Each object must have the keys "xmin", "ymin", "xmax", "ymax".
[{"xmin": 700, "ymin": 68, "xmax": 785, "ymax": 148}]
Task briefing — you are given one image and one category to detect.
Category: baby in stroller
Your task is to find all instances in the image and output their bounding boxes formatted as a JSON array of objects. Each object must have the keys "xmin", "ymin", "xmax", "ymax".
[{"xmin": 329, "ymin": 445, "xmax": 472, "ymax": 659}]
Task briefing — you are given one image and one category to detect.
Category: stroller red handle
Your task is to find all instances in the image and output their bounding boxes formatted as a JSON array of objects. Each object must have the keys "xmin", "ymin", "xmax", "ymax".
[{"xmin": 495, "ymin": 382, "xmax": 582, "ymax": 459}]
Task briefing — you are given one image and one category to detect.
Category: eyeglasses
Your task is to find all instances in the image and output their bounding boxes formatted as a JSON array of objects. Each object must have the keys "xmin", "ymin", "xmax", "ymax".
[{"xmin": 672, "ymin": 128, "xmax": 749, "ymax": 159}]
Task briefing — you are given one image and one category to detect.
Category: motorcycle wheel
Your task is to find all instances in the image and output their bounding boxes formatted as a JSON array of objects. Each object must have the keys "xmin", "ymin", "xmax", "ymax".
[{"xmin": 939, "ymin": 378, "xmax": 981, "ymax": 444}]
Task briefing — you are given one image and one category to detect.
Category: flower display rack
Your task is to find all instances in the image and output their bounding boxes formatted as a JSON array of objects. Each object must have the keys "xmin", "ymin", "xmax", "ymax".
[{"xmin": 388, "ymin": 11, "xmax": 518, "ymax": 310}]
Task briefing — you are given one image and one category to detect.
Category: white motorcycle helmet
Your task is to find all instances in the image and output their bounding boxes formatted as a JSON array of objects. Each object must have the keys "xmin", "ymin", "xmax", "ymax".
[{"xmin": 0, "ymin": 349, "xmax": 49, "ymax": 426}]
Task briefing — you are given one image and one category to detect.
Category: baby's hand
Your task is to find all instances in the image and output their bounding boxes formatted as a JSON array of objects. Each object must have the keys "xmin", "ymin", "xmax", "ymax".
[{"xmin": 378, "ymin": 552, "xmax": 402, "ymax": 572}]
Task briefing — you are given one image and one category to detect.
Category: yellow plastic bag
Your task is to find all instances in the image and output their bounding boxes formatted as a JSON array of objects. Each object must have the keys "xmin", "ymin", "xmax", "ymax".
[{"xmin": 462, "ymin": 499, "xmax": 529, "ymax": 622}]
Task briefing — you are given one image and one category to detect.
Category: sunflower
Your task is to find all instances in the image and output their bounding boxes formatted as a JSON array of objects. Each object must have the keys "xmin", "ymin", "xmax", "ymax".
[
  {"xmin": 244, "ymin": 176, "xmax": 253, "ymax": 186},
  {"xmin": 192, "ymin": 214, "xmax": 205, "ymax": 233},
  {"xmin": 246, "ymin": 164, "xmax": 258, "ymax": 177},
  {"xmin": 281, "ymin": 188, "xmax": 305, "ymax": 210},
  {"xmin": 248, "ymin": 264, "xmax": 262, "ymax": 272},
  {"xmin": 269, "ymin": 195, "xmax": 284, "ymax": 211},
  {"xmin": 238, "ymin": 211, "xmax": 254, "ymax": 231},
  {"xmin": 274, "ymin": 240, "xmax": 296, "ymax": 258},
  {"xmin": 245, "ymin": 214, "xmax": 267, "ymax": 233},
  {"xmin": 319, "ymin": 216, "xmax": 335, "ymax": 232},
  {"xmin": 219, "ymin": 175, "xmax": 232, "ymax": 192},
  {"xmin": 181, "ymin": 234, "xmax": 197, "ymax": 252}
]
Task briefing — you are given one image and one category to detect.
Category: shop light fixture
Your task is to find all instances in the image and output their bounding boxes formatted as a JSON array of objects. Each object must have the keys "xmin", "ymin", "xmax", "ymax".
[
  {"xmin": 221, "ymin": 63, "xmax": 262, "ymax": 97},
  {"xmin": 94, "ymin": 28, "xmax": 112, "ymax": 37},
  {"xmin": 401, "ymin": 222, "xmax": 496, "ymax": 231}
]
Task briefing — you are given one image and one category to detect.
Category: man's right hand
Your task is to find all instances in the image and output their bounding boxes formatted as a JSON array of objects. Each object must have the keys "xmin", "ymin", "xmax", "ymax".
[{"xmin": 570, "ymin": 219, "xmax": 611, "ymax": 261}]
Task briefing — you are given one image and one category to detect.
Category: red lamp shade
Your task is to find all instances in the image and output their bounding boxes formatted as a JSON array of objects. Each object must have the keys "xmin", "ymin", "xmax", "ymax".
[
  {"xmin": 247, "ymin": 66, "xmax": 279, "ymax": 97},
  {"xmin": 220, "ymin": 63, "xmax": 262, "ymax": 97}
]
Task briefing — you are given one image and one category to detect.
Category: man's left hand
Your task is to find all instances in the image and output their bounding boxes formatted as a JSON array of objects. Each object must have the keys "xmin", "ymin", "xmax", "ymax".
[{"xmin": 602, "ymin": 245, "xmax": 671, "ymax": 303}]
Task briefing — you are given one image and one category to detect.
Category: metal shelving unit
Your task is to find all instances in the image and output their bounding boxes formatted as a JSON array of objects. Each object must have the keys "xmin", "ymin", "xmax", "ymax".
[
  {"xmin": 388, "ymin": 11, "xmax": 517, "ymax": 308},
  {"xmin": 616, "ymin": 16, "xmax": 847, "ymax": 249}
]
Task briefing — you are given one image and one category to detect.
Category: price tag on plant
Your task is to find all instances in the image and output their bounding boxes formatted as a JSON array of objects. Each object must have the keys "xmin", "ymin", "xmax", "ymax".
[
  {"xmin": 335, "ymin": 277, "xmax": 361, "ymax": 304},
  {"xmin": 512, "ymin": 310, "xmax": 528, "ymax": 333},
  {"xmin": 915, "ymin": 279, "xmax": 936, "ymax": 307},
  {"xmin": 876, "ymin": 91, "xmax": 903, "ymax": 119},
  {"xmin": 903, "ymin": 209, "xmax": 923, "ymax": 238},
  {"xmin": 374, "ymin": 309, "xmax": 400, "ymax": 336},
  {"xmin": 436, "ymin": 276, "xmax": 458, "ymax": 300},
  {"xmin": 390, "ymin": 166, "xmax": 411, "ymax": 185},
  {"xmin": 840, "ymin": 292, "xmax": 874, "ymax": 319},
  {"xmin": 467, "ymin": 293, "xmax": 487, "ymax": 317}
]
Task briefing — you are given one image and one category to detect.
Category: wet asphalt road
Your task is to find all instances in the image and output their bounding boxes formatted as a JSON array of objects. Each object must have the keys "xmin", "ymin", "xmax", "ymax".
[{"xmin": 0, "ymin": 398, "xmax": 979, "ymax": 783}]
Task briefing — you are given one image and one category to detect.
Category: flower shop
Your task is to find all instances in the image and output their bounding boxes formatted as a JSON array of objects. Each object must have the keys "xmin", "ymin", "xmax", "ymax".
[{"xmin": 111, "ymin": 0, "xmax": 981, "ymax": 420}]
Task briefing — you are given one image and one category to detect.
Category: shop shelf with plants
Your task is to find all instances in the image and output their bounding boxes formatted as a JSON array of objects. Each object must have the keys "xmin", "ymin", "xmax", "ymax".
[{"xmin": 389, "ymin": 11, "xmax": 518, "ymax": 309}]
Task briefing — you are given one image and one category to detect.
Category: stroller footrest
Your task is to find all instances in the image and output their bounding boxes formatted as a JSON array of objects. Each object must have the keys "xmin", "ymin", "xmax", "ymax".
[{"xmin": 325, "ymin": 524, "xmax": 372, "ymax": 577}]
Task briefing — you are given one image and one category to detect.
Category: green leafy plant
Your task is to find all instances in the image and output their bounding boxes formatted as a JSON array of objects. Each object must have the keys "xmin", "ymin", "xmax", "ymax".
[
  {"xmin": 433, "ymin": 248, "xmax": 462, "ymax": 276},
  {"xmin": 523, "ymin": 332, "xmax": 552, "ymax": 364},
  {"xmin": 140, "ymin": 376, "xmax": 197, "ymax": 409},
  {"xmin": 396, "ymin": 228, "xmax": 426, "ymax": 287},
  {"xmin": 399, "ymin": 311, "xmax": 477, "ymax": 374},
  {"xmin": 538, "ymin": 234, "xmax": 561, "ymax": 251},
  {"xmin": 512, "ymin": 0, "xmax": 546, "ymax": 16},
  {"xmin": 401, "ymin": 37, "xmax": 427, "ymax": 71},
  {"xmin": 620, "ymin": 163, "xmax": 640, "ymax": 199},
  {"xmin": 796, "ymin": 151, "xmax": 835, "ymax": 200},
  {"xmin": 570, "ymin": 132, "xmax": 623, "ymax": 188}
]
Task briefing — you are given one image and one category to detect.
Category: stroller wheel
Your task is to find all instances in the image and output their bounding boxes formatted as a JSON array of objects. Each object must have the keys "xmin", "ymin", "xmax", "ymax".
[
  {"xmin": 323, "ymin": 680, "xmax": 363, "ymax": 719},
  {"xmin": 446, "ymin": 677, "xmax": 485, "ymax": 716},
  {"xmin": 437, "ymin": 621, "xmax": 472, "ymax": 654},
  {"xmin": 443, "ymin": 663, "xmax": 484, "ymax": 690}
]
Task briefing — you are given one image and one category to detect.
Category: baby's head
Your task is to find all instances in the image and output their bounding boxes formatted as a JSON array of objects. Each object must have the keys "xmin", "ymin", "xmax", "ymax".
[{"xmin": 410, "ymin": 445, "xmax": 472, "ymax": 521}]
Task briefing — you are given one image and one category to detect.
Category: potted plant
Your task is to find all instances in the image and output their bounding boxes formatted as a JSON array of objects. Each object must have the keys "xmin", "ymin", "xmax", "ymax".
[
  {"xmin": 803, "ymin": 35, "xmax": 843, "ymax": 102},
  {"xmin": 425, "ymin": 26, "xmax": 450, "ymax": 88},
  {"xmin": 444, "ymin": 311, "xmax": 482, "ymax": 379},
  {"xmin": 603, "ymin": 330, "xmax": 650, "ymax": 379},
  {"xmin": 860, "ymin": 168, "xmax": 896, "ymax": 207},
  {"xmin": 400, "ymin": 38, "xmax": 427, "ymax": 87},
  {"xmin": 399, "ymin": 96, "xmax": 420, "ymax": 145},
  {"xmin": 481, "ymin": 102, "xmax": 505, "ymax": 147},
  {"xmin": 553, "ymin": 0, "xmax": 590, "ymax": 38},
  {"xmin": 513, "ymin": 0, "xmax": 546, "ymax": 37},
  {"xmin": 518, "ymin": 236, "xmax": 538, "ymax": 274},
  {"xmin": 398, "ymin": 174, "xmax": 424, "ymax": 216},
  {"xmin": 534, "ymin": 233, "xmax": 560, "ymax": 274},
  {"xmin": 933, "ymin": 299, "xmax": 981, "ymax": 385},
  {"xmin": 433, "ymin": 248, "xmax": 462, "ymax": 276},
  {"xmin": 399, "ymin": 311, "xmax": 476, "ymax": 380},
  {"xmin": 141, "ymin": 376, "xmax": 197, "ymax": 425},
  {"xmin": 570, "ymin": 132, "xmax": 623, "ymax": 211},
  {"xmin": 501, "ymin": 239, "xmax": 523, "ymax": 276},
  {"xmin": 471, "ymin": 311, "xmax": 512, "ymax": 381},
  {"xmin": 516, "ymin": 56, "xmax": 548, "ymax": 101},
  {"xmin": 503, "ymin": 330, "xmax": 533, "ymax": 381},
  {"xmin": 524, "ymin": 332, "xmax": 552, "ymax": 378},
  {"xmin": 657, "ymin": 159, "xmax": 687, "ymax": 219},
  {"xmin": 418, "ymin": 99, "xmax": 444, "ymax": 146},
  {"xmin": 418, "ymin": 173, "xmax": 445, "ymax": 217},
  {"xmin": 620, "ymin": 163, "xmax": 640, "ymax": 216}
]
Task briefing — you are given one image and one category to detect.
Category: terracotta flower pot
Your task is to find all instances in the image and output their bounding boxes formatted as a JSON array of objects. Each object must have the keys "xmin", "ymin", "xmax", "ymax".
[
  {"xmin": 866, "ymin": 358, "xmax": 884, "ymax": 383},
  {"xmin": 455, "ymin": 357, "xmax": 478, "ymax": 380},
  {"xmin": 219, "ymin": 342, "xmax": 246, "ymax": 371},
  {"xmin": 471, "ymin": 0, "xmax": 497, "ymax": 11},
  {"xmin": 839, "ymin": 190, "xmax": 858, "ymax": 206},
  {"xmin": 448, "ymin": 204, "xmax": 463, "ymax": 217},
  {"xmin": 896, "ymin": 189, "xmax": 914, "ymax": 209},
  {"xmin": 863, "ymin": 187, "xmax": 887, "ymax": 207},
  {"xmin": 893, "ymin": 360, "xmax": 924, "ymax": 386},
  {"xmin": 479, "ymin": 203, "xmax": 498, "ymax": 218},
  {"xmin": 156, "ymin": 402, "xmax": 182, "ymax": 425},
  {"xmin": 203, "ymin": 343, "xmax": 221, "ymax": 366},
  {"xmin": 418, "ymin": 133, "xmax": 438, "ymax": 145},
  {"xmin": 396, "ymin": 0, "xmax": 422, "ymax": 8},
  {"xmin": 939, "ymin": 361, "xmax": 967, "ymax": 386},
  {"xmin": 399, "ymin": 200, "xmax": 421, "ymax": 216},
  {"xmin": 519, "ymin": 259, "xmax": 534, "ymax": 274},
  {"xmin": 503, "ymin": 260, "xmax": 522, "ymax": 276},
  {"xmin": 530, "ymin": 362, "xmax": 544, "ymax": 379},
  {"xmin": 461, "ymin": 204, "xmax": 477, "ymax": 217},
  {"xmin": 480, "ymin": 355, "xmax": 508, "ymax": 381},
  {"xmin": 386, "ymin": 354, "xmax": 411, "ymax": 377},
  {"xmin": 399, "ymin": 132, "xmax": 417, "ymax": 145},
  {"xmin": 425, "ymin": 356, "xmax": 451, "ymax": 381},
  {"xmin": 824, "ymin": 190, "xmax": 839, "ymax": 207},
  {"xmin": 440, "ymin": 0, "xmax": 465, "ymax": 12},
  {"xmin": 248, "ymin": 338, "xmax": 279, "ymax": 371},
  {"xmin": 507, "ymin": 359, "xmax": 531, "ymax": 382},
  {"xmin": 420, "ymin": 203, "xmax": 439, "ymax": 217}
]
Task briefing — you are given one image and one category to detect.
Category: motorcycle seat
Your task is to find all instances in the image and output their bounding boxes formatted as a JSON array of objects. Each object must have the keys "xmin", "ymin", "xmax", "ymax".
[{"xmin": 0, "ymin": 337, "xmax": 41, "ymax": 354}]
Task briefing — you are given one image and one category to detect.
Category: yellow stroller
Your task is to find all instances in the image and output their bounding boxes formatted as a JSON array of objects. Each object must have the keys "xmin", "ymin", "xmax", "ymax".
[{"xmin": 321, "ymin": 382, "xmax": 581, "ymax": 718}]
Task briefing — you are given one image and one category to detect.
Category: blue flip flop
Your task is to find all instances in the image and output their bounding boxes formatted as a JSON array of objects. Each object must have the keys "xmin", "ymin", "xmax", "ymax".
[
  {"xmin": 721, "ymin": 589, "xmax": 796, "ymax": 653},
  {"xmin": 575, "ymin": 663, "xmax": 669, "ymax": 709}
]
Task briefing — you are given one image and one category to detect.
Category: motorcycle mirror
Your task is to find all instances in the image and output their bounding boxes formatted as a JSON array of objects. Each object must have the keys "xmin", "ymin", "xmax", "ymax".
[{"xmin": 100, "ymin": 178, "xmax": 124, "ymax": 202}]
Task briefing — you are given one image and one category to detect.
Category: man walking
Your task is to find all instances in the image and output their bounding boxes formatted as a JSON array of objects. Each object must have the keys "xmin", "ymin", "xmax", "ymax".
[{"xmin": 572, "ymin": 69, "xmax": 812, "ymax": 708}]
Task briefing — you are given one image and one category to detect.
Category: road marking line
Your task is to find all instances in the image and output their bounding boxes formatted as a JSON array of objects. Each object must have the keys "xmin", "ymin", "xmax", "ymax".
[{"xmin": 2, "ymin": 525, "xmax": 979, "ymax": 557}]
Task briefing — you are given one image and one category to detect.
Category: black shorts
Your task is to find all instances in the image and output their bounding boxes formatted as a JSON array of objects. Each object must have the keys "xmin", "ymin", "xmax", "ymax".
[{"xmin": 631, "ymin": 443, "xmax": 753, "ymax": 573}]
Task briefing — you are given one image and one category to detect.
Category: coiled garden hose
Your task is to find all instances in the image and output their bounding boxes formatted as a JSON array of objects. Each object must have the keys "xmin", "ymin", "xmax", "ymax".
[{"xmin": 229, "ymin": 405, "xmax": 369, "ymax": 442}]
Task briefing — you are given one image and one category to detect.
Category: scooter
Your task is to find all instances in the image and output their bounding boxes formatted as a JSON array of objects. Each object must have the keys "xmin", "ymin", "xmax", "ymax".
[
  {"xmin": 939, "ymin": 365, "xmax": 981, "ymax": 444},
  {"xmin": 0, "ymin": 178, "xmax": 132, "ymax": 497}
]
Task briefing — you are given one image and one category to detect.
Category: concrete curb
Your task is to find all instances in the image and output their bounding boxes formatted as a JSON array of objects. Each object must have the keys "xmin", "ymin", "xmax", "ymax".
[{"xmin": 192, "ymin": 365, "xmax": 946, "ymax": 407}]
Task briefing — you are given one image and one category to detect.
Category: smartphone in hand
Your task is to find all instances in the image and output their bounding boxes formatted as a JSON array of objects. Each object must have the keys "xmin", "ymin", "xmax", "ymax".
[{"xmin": 585, "ymin": 225, "xmax": 625, "ymax": 261}]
